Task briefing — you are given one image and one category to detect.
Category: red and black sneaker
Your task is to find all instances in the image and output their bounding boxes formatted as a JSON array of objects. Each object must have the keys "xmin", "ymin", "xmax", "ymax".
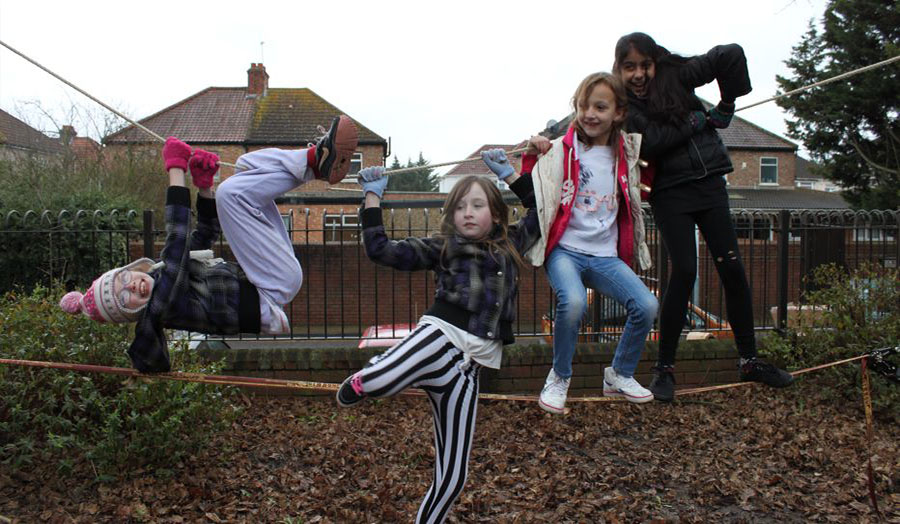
[{"xmin": 312, "ymin": 115, "xmax": 359, "ymax": 184}]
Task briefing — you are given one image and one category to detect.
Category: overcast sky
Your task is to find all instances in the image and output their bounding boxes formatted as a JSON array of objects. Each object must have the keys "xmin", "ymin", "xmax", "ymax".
[{"xmin": 1, "ymin": 0, "xmax": 829, "ymax": 171}]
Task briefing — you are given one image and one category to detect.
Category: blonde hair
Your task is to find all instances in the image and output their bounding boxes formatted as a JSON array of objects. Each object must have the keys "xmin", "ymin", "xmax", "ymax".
[
  {"xmin": 438, "ymin": 175, "xmax": 526, "ymax": 271},
  {"xmin": 571, "ymin": 71, "xmax": 627, "ymax": 147}
]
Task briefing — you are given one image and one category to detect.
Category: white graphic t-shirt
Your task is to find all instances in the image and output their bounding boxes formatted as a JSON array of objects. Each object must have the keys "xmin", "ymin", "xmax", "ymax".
[{"xmin": 558, "ymin": 144, "xmax": 618, "ymax": 256}]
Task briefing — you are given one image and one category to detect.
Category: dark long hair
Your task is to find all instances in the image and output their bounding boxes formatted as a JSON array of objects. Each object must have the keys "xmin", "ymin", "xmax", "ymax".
[
  {"xmin": 613, "ymin": 32, "xmax": 699, "ymax": 125},
  {"xmin": 613, "ymin": 32, "xmax": 668, "ymax": 71}
]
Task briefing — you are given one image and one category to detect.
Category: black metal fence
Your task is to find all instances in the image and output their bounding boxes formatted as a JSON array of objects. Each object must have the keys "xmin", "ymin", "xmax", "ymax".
[{"xmin": 2, "ymin": 207, "xmax": 897, "ymax": 344}]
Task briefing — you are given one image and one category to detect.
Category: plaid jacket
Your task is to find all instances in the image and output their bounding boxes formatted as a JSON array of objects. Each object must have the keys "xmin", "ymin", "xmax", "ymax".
[
  {"xmin": 361, "ymin": 174, "xmax": 540, "ymax": 344},
  {"xmin": 127, "ymin": 187, "xmax": 260, "ymax": 373}
]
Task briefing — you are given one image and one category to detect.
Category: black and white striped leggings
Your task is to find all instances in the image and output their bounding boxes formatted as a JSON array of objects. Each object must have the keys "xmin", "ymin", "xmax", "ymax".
[{"xmin": 357, "ymin": 323, "xmax": 481, "ymax": 524}]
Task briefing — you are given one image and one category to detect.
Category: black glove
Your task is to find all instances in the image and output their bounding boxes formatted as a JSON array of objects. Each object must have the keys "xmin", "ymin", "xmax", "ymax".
[{"xmin": 708, "ymin": 101, "xmax": 735, "ymax": 129}]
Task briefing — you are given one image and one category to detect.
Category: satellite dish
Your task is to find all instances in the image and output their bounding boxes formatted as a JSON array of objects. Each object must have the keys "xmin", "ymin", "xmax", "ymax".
[{"xmin": 546, "ymin": 119, "xmax": 558, "ymax": 132}]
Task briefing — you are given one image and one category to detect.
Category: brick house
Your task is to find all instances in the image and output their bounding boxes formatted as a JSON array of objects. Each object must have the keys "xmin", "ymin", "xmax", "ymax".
[
  {"xmin": 794, "ymin": 156, "xmax": 841, "ymax": 192},
  {"xmin": 104, "ymin": 63, "xmax": 389, "ymax": 241},
  {"xmin": 0, "ymin": 108, "xmax": 65, "ymax": 161},
  {"xmin": 438, "ymin": 144, "xmax": 520, "ymax": 193},
  {"xmin": 0, "ymin": 109, "xmax": 103, "ymax": 167}
]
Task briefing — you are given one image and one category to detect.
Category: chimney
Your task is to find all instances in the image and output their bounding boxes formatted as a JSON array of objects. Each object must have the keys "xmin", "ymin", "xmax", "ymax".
[
  {"xmin": 247, "ymin": 63, "xmax": 269, "ymax": 97},
  {"xmin": 60, "ymin": 125, "xmax": 77, "ymax": 145}
]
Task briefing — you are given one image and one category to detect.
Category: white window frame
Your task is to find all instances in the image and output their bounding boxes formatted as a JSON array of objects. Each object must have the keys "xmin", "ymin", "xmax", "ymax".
[
  {"xmin": 759, "ymin": 157, "xmax": 778, "ymax": 186},
  {"xmin": 342, "ymin": 153, "xmax": 364, "ymax": 182},
  {"xmin": 324, "ymin": 213, "xmax": 360, "ymax": 243}
]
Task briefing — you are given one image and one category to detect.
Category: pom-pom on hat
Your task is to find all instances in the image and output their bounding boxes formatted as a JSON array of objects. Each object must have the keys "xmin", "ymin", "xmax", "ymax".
[{"xmin": 59, "ymin": 258, "xmax": 156, "ymax": 323}]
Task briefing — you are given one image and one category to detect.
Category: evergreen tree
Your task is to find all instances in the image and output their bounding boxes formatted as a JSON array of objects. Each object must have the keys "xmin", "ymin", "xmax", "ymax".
[
  {"xmin": 386, "ymin": 152, "xmax": 439, "ymax": 192},
  {"xmin": 775, "ymin": 0, "xmax": 899, "ymax": 209}
]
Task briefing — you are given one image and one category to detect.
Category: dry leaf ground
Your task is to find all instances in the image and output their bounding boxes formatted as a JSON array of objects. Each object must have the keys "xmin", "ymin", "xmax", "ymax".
[{"xmin": 1, "ymin": 376, "xmax": 897, "ymax": 523}]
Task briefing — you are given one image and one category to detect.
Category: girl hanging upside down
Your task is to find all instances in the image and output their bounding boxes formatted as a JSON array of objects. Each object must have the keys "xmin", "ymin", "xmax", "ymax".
[{"xmin": 59, "ymin": 116, "xmax": 359, "ymax": 373}]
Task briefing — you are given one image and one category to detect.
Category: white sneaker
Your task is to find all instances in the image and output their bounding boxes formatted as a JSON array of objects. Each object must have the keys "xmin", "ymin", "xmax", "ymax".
[
  {"xmin": 603, "ymin": 367, "xmax": 653, "ymax": 403},
  {"xmin": 539, "ymin": 368, "xmax": 571, "ymax": 414}
]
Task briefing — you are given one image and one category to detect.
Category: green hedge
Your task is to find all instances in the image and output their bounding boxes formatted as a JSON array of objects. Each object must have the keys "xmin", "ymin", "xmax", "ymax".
[
  {"xmin": 759, "ymin": 263, "xmax": 899, "ymax": 422},
  {"xmin": 0, "ymin": 286, "xmax": 241, "ymax": 480}
]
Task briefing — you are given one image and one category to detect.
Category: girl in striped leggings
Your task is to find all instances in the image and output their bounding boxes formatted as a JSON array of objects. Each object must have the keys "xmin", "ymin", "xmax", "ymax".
[{"xmin": 336, "ymin": 147, "xmax": 541, "ymax": 524}]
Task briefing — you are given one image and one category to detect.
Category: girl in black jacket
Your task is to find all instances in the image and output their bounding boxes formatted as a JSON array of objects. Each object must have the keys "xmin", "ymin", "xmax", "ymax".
[{"xmin": 613, "ymin": 32, "xmax": 793, "ymax": 401}]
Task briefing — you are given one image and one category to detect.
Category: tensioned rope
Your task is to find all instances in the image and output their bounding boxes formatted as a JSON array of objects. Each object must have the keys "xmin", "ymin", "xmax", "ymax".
[
  {"xmin": 2, "ymin": 39, "xmax": 898, "ymax": 177},
  {"xmin": 0, "ymin": 39, "xmax": 243, "ymax": 168},
  {"xmin": 736, "ymin": 54, "xmax": 900, "ymax": 112},
  {"xmin": 0, "ymin": 353, "xmax": 872, "ymax": 402}
]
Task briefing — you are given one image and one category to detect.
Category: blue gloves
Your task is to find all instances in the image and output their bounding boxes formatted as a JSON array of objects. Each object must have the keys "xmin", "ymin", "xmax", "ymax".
[
  {"xmin": 481, "ymin": 148, "xmax": 515, "ymax": 181},
  {"xmin": 708, "ymin": 100, "xmax": 735, "ymax": 129},
  {"xmin": 358, "ymin": 166, "xmax": 388, "ymax": 198}
]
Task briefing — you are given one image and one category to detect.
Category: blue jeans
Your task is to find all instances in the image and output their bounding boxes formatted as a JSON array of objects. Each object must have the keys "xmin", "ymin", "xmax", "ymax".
[{"xmin": 545, "ymin": 248, "xmax": 658, "ymax": 378}]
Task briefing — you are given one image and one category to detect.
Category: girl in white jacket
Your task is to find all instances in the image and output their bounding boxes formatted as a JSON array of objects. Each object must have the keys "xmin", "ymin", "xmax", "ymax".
[{"xmin": 486, "ymin": 72, "xmax": 657, "ymax": 413}]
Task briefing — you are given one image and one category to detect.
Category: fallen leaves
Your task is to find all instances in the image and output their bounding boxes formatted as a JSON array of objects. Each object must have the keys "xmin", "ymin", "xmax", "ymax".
[{"xmin": 0, "ymin": 377, "xmax": 897, "ymax": 522}]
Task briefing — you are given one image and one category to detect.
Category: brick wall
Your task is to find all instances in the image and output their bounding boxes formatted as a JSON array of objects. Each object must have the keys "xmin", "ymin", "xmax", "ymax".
[
  {"xmin": 197, "ymin": 338, "xmax": 742, "ymax": 397},
  {"xmin": 726, "ymin": 150, "xmax": 796, "ymax": 188},
  {"xmin": 136, "ymin": 226, "xmax": 887, "ymax": 336},
  {"xmin": 284, "ymin": 243, "xmax": 554, "ymax": 333},
  {"xmin": 132, "ymin": 240, "xmax": 555, "ymax": 333}
]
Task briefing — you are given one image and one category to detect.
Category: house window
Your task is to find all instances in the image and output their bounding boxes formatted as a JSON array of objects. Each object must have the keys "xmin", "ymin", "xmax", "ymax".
[
  {"xmin": 734, "ymin": 215, "xmax": 772, "ymax": 240},
  {"xmin": 760, "ymin": 157, "xmax": 778, "ymax": 185},
  {"xmin": 796, "ymin": 181, "xmax": 814, "ymax": 189},
  {"xmin": 324, "ymin": 213, "xmax": 360, "ymax": 243},
  {"xmin": 281, "ymin": 213, "xmax": 292, "ymax": 231},
  {"xmin": 343, "ymin": 153, "xmax": 364, "ymax": 182},
  {"xmin": 854, "ymin": 228, "xmax": 896, "ymax": 242}
]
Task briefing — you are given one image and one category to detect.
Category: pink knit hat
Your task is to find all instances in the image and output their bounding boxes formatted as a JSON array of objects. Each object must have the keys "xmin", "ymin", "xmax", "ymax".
[{"xmin": 59, "ymin": 258, "xmax": 156, "ymax": 323}]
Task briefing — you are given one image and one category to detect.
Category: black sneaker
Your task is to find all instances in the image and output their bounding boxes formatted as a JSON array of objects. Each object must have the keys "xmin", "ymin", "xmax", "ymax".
[
  {"xmin": 336, "ymin": 372, "xmax": 365, "ymax": 407},
  {"xmin": 313, "ymin": 115, "xmax": 359, "ymax": 184},
  {"xmin": 649, "ymin": 366, "xmax": 676, "ymax": 402},
  {"xmin": 740, "ymin": 358, "xmax": 795, "ymax": 388}
]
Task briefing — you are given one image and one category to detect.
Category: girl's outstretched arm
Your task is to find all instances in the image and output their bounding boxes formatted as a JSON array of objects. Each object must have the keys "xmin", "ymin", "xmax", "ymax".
[
  {"xmin": 188, "ymin": 149, "xmax": 222, "ymax": 249},
  {"xmin": 357, "ymin": 166, "xmax": 440, "ymax": 271}
]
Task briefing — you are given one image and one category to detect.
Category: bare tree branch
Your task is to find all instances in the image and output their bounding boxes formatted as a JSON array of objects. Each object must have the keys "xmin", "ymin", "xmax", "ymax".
[{"xmin": 847, "ymin": 135, "xmax": 900, "ymax": 175}]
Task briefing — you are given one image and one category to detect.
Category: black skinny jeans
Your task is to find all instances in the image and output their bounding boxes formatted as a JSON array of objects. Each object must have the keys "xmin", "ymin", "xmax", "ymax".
[{"xmin": 652, "ymin": 203, "xmax": 757, "ymax": 365}]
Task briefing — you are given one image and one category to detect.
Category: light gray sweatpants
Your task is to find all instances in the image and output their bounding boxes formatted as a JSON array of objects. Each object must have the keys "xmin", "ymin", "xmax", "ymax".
[{"xmin": 216, "ymin": 148, "xmax": 313, "ymax": 333}]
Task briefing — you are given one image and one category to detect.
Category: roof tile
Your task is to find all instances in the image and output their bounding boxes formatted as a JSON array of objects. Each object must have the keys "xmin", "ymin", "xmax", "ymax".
[
  {"xmin": 0, "ymin": 109, "xmax": 65, "ymax": 153},
  {"xmin": 105, "ymin": 86, "xmax": 385, "ymax": 146}
]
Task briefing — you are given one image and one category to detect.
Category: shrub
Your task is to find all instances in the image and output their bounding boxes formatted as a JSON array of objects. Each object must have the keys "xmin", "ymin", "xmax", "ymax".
[
  {"xmin": 0, "ymin": 285, "xmax": 241, "ymax": 480},
  {"xmin": 760, "ymin": 263, "xmax": 899, "ymax": 421},
  {"xmin": 0, "ymin": 150, "xmax": 166, "ymax": 292}
]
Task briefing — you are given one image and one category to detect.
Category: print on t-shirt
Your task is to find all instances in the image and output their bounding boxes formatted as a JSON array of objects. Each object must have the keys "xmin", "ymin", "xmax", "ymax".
[
  {"xmin": 575, "ymin": 160, "xmax": 618, "ymax": 216},
  {"xmin": 558, "ymin": 145, "xmax": 619, "ymax": 257}
]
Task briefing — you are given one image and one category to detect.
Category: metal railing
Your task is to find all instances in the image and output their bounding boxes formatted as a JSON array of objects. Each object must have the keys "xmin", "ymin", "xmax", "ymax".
[{"xmin": 2, "ymin": 207, "xmax": 897, "ymax": 344}]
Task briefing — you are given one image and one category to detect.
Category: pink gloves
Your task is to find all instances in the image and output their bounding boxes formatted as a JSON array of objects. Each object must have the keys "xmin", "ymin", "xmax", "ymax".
[
  {"xmin": 163, "ymin": 137, "xmax": 220, "ymax": 189},
  {"xmin": 189, "ymin": 149, "xmax": 220, "ymax": 189},
  {"xmin": 162, "ymin": 136, "xmax": 192, "ymax": 171}
]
